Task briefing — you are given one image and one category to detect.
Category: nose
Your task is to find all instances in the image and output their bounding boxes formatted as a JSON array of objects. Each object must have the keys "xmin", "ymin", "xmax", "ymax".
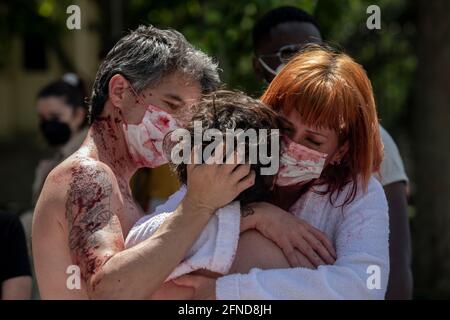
[{"xmin": 291, "ymin": 127, "xmax": 307, "ymax": 145}]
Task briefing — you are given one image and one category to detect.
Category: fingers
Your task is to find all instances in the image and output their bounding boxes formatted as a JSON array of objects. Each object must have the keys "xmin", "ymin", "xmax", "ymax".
[
  {"xmin": 230, "ymin": 164, "xmax": 251, "ymax": 182},
  {"xmin": 279, "ymin": 239, "xmax": 298, "ymax": 267},
  {"xmin": 236, "ymin": 170, "xmax": 255, "ymax": 194},
  {"xmin": 280, "ymin": 238, "xmax": 316, "ymax": 269},
  {"xmin": 299, "ymin": 230, "xmax": 334, "ymax": 265},
  {"xmin": 293, "ymin": 235, "xmax": 326, "ymax": 267},
  {"xmin": 293, "ymin": 250, "xmax": 315, "ymax": 269},
  {"xmin": 306, "ymin": 225, "xmax": 337, "ymax": 260},
  {"xmin": 223, "ymin": 150, "xmax": 242, "ymax": 173}
]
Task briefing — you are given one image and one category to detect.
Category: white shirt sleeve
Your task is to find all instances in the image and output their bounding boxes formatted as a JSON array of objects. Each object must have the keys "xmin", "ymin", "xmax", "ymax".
[
  {"xmin": 216, "ymin": 179, "xmax": 390, "ymax": 300},
  {"xmin": 376, "ymin": 126, "xmax": 409, "ymax": 186},
  {"xmin": 125, "ymin": 185, "xmax": 241, "ymax": 280}
]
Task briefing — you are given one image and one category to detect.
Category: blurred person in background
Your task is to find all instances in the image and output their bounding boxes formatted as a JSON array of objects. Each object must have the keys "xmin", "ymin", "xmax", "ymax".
[
  {"xmin": 250, "ymin": 6, "xmax": 412, "ymax": 299},
  {"xmin": 32, "ymin": 73, "xmax": 89, "ymax": 204},
  {"xmin": 21, "ymin": 73, "xmax": 88, "ymax": 237},
  {"xmin": 0, "ymin": 210, "xmax": 32, "ymax": 299}
]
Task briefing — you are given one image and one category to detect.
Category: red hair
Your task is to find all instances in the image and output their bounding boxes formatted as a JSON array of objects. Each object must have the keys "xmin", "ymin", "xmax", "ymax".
[{"xmin": 261, "ymin": 45, "xmax": 383, "ymax": 206}]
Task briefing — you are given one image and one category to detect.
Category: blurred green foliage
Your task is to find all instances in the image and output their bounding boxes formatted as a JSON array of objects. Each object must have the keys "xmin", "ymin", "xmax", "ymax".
[
  {"xmin": 0, "ymin": 0, "xmax": 76, "ymax": 70},
  {"xmin": 0, "ymin": 0, "xmax": 416, "ymax": 128},
  {"xmin": 121, "ymin": 0, "xmax": 416, "ymax": 129}
]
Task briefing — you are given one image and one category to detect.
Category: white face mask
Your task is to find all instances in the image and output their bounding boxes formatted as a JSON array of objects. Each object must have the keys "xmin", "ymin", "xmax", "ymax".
[
  {"xmin": 123, "ymin": 103, "xmax": 179, "ymax": 168},
  {"xmin": 122, "ymin": 81, "xmax": 181, "ymax": 168},
  {"xmin": 275, "ymin": 136, "xmax": 328, "ymax": 186}
]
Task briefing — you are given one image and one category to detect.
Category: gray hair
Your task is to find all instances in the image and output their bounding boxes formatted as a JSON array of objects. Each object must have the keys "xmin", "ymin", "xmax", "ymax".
[{"xmin": 89, "ymin": 25, "xmax": 221, "ymax": 122}]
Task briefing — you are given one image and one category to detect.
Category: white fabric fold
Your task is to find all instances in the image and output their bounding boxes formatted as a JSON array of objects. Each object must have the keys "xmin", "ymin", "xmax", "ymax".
[{"xmin": 125, "ymin": 185, "xmax": 241, "ymax": 281}]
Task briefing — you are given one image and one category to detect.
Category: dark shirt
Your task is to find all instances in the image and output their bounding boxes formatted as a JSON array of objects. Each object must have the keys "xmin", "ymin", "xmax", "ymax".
[{"xmin": 0, "ymin": 211, "xmax": 32, "ymax": 297}]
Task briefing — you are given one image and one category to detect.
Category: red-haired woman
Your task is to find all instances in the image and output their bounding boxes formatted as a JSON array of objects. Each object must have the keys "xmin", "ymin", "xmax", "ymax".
[{"xmin": 128, "ymin": 45, "xmax": 389, "ymax": 299}]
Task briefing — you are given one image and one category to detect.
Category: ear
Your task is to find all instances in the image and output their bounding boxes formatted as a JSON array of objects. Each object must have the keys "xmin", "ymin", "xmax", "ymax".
[
  {"xmin": 330, "ymin": 141, "xmax": 349, "ymax": 165},
  {"xmin": 108, "ymin": 74, "xmax": 132, "ymax": 111}
]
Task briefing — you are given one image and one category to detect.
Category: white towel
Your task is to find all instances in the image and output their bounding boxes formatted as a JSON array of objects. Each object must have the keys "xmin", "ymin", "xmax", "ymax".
[{"xmin": 125, "ymin": 186, "xmax": 242, "ymax": 281}]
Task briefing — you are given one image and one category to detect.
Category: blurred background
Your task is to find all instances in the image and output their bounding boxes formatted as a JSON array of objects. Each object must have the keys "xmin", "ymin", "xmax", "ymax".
[{"xmin": 0, "ymin": 0, "xmax": 449, "ymax": 299}]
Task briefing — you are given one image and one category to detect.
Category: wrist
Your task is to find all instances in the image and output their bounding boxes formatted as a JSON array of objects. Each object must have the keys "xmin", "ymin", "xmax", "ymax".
[
  {"xmin": 240, "ymin": 211, "xmax": 258, "ymax": 233},
  {"xmin": 181, "ymin": 194, "xmax": 215, "ymax": 217}
]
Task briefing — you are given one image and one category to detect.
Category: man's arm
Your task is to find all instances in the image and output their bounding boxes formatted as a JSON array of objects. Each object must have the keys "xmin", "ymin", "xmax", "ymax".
[
  {"xmin": 384, "ymin": 181, "xmax": 413, "ymax": 300},
  {"xmin": 34, "ymin": 163, "xmax": 214, "ymax": 299},
  {"xmin": 34, "ymin": 160, "xmax": 254, "ymax": 299}
]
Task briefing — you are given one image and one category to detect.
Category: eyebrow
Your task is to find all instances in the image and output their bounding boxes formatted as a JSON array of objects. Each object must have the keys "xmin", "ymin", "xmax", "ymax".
[
  {"xmin": 164, "ymin": 93, "xmax": 184, "ymax": 104},
  {"xmin": 306, "ymin": 129, "xmax": 328, "ymax": 138}
]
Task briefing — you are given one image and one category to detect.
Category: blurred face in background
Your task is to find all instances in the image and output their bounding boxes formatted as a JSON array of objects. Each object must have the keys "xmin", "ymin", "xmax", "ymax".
[
  {"xmin": 254, "ymin": 21, "xmax": 322, "ymax": 83},
  {"xmin": 36, "ymin": 96, "xmax": 86, "ymax": 146}
]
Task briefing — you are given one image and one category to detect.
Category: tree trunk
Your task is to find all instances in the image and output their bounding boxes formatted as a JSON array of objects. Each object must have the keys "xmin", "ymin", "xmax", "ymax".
[{"xmin": 412, "ymin": 0, "xmax": 450, "ymax": 298}]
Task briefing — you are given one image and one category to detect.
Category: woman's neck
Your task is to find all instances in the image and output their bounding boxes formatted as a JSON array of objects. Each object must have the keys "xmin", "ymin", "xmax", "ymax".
[{"xmin": 270, "ymin": 182, "xmax": 312, "ymax": 211}]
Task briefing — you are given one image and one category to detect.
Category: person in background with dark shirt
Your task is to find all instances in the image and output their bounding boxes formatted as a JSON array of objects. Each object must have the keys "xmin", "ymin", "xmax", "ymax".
[
  {"xmin": 251, "ymin": 6, "xmax": 413, "ymax": 299},
  {"xmin": 0, "ymin": 211, "xmax": 32, "ymax": 299}
]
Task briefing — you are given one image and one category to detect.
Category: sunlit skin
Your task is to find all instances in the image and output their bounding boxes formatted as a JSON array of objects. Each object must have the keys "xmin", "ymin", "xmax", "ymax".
[{"xmin": 32, "ymin": 71, "xmax": 216, "ymax": 299}]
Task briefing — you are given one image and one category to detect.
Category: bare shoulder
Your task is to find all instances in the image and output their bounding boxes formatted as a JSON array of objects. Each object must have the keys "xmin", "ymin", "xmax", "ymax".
[
  {"xmin": 32, "ymin": 154, "xmax": 122, "ymax": 298},
  {"xmin": 34, "ymin": 154, "xmax": 119, "ymax": 227}
]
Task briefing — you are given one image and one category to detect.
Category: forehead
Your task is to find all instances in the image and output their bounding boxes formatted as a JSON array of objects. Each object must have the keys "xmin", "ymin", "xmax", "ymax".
[
  {"xmin": 36, "ymin": 96, "xmax": 71, "ymax": 113},
  {"xmin": 152, "ymin": 71, "xmax": 202, "ymax": 103},
  {"xmin": 257, "ymin": 21, "xmax": 322, "ymax": 55},
  {"xmin": 285, "ymin": 107, "xmax": 335, "ymax": 135}
]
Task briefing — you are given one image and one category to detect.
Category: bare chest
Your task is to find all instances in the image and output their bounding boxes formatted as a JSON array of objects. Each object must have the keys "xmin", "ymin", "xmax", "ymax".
[{"xmin": 116, "ymin": 183, "xmax": 144, "ymax": 237}]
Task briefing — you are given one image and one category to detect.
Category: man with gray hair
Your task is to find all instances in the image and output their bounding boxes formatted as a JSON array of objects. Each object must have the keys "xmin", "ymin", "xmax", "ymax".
[{"xmin": 32, "ymin": 25, "xmax": 254, "ymax": 299}]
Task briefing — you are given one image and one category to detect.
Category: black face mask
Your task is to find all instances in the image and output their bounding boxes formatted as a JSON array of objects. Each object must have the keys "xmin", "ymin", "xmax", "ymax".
[{"xmin": 39, "ymin": 119, "xmax": 72, "ymax": 146}]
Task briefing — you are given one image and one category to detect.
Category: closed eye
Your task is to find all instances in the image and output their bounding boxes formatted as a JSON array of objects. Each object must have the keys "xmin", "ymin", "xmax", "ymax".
[
  {"xmin": 307, "ymin": 137, "xmax": 322, "ymax": 147},
  {"xmin": 164, "ymin": 101, "xmax": 181, "ymax": 111}
]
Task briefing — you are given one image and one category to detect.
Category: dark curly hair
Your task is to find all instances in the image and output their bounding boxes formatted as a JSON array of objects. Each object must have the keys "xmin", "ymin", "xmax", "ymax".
[{"xmin": 167, "ymin": 90, "xmax": 293, "ymax": 210}]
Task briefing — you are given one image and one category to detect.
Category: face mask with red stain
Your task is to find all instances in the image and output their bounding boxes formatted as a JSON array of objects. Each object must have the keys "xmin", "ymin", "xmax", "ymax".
[
  {"xmin": 123, "ymin": 104, "xmax": 179, "ymax": 168},
  {"xmin": 275, "ymin": 136, "xmax": 328, "ymax": 186}
]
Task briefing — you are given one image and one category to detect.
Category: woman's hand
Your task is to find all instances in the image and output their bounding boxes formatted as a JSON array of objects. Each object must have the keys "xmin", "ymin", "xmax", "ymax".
[
  {"xmin": 172, "ymin": 274, "xmax": 216, "ymax": 300},
  {"xmin": 184, "ymin": 150, "xmax": 255, "ymax": 214},
  {"xmin": 150, "ymin": 280, "xmax": 196, "ymax": 300},
  {"xmin": 244, "ymin": 202, "xmax": 337, "ymax": 268}
]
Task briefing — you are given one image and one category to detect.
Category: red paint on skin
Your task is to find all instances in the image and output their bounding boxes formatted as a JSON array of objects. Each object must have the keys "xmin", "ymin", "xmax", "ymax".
[
  {"xmin": 94, "ymin": 115, "xmax": 119, "ymax": 141},
  {"xmin": 70, "ymin": 166, "xmax": 106, "ymax": 213}
]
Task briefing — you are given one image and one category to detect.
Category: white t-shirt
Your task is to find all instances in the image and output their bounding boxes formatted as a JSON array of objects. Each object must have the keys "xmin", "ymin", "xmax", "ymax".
[{"xmin": 376, "ymin": 126, "xmax": 409, "ymax": 186}]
